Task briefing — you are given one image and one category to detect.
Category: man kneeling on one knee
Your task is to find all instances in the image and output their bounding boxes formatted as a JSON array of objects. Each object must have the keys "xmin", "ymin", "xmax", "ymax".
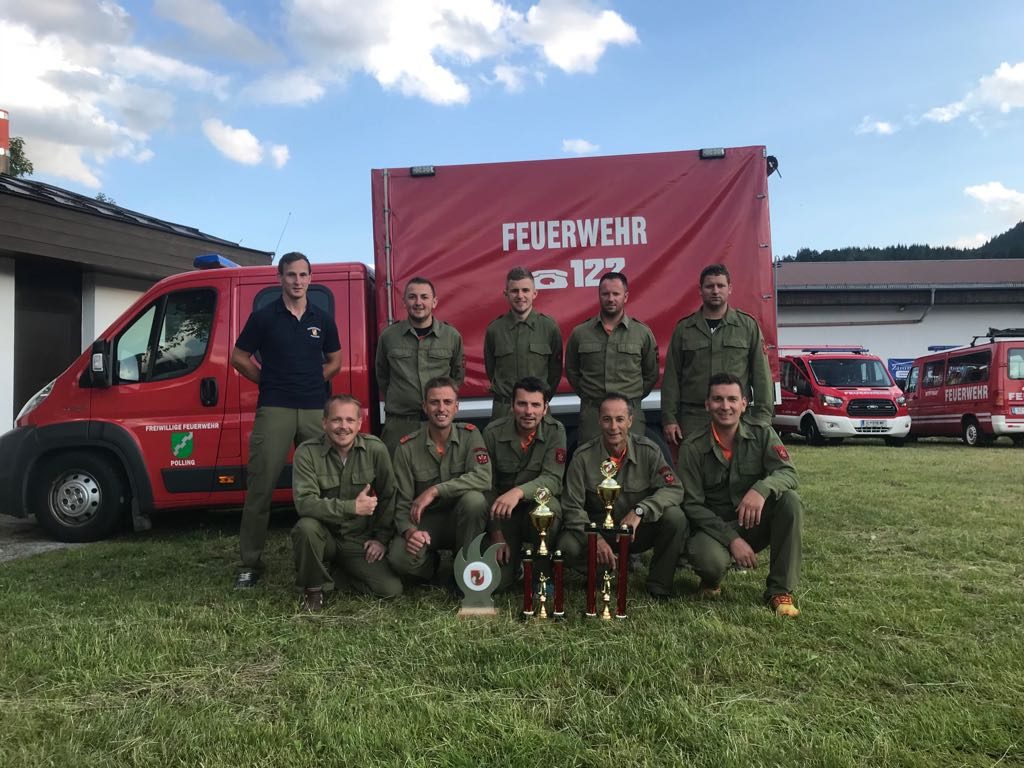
[
  {"xmin": 677, "ymin": 372, "xmax": 803, "ymax": 617},
  {"xmin": 291, "ymin": 395, "xmax": 403, "ymax": 612},
  {"xmin": 557, "ymin": 393, "xmax": 687, "ymax": 599},
  {"xmin": 387, "ymin": 377, "xmax": 491, "ymax": 587}
]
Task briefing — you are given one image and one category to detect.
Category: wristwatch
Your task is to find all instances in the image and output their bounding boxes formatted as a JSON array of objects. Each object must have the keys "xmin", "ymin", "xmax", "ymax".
[{"xmin": 632, "ymin": 505, "xmax": 646, "ymax": 519}]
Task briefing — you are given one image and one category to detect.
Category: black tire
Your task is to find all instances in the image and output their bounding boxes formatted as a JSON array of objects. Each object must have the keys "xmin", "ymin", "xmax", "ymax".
[
  {"xmin": 1013, "ymin": 437, "xmax": 1023, "ymax": 448},
  {"xmin": 801, "ymin": 417, "xmax": 825, "ymax": 446},
  {"xmin": 961, "ymin": 418, "xmax": 984, "ymax": 447},
  {"xmin": 884, "ymin": 437, "xmax": 906, "ymax": 447},
  {"xmin": 30, "ymin": 451, "xmax": 128, "ymax": 542}
]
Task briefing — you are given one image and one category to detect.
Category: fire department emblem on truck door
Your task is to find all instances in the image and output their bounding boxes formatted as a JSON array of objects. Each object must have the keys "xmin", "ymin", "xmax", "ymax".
[{"xmin": 171, "ymin": 431, "xmax": 194, "ymax": 459}]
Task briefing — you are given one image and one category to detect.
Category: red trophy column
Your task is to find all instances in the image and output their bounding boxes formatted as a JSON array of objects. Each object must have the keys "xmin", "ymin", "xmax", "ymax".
[{"xmin": 615, "ymin": 524, "xmax": 630, "ymax": 619}]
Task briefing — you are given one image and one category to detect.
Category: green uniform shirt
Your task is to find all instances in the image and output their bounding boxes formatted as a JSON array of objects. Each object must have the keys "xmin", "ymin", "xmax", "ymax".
[
  {"xmin": 677, "ymin": 422, "xmax": 798, "ymax": 547},
  {"xmin": 393, "ymin": 423, "xmax": 492, "ymax": 534},
  {"xmin": 564, "ymin": 314, "xmax": 658, "ymax": 403},
  {"xmin": 483, "ymin": 310, "xmax": 563, "ymax": 401},
  {"xmin": 292, "ymin": 432, "xmax": 396, "ymax": 545},
  {"xmin": 662, "ymin": 307, "xmax": 774, "ymax": 425},
  {"xmin": 376, "ymin": 319, "xmax": 465, "ymax": 417},
  {"xmin": 482, "ymin": 413, "xmax": 567, "ymax": 498},
  {"xmin": 562, "ymin": 433, "xmax": 683, "ymax": 532}
]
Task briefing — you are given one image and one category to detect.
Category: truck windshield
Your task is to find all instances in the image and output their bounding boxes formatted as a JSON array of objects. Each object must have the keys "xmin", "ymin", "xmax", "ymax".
[{"xmin": 808, "ymin": 358, "xmax": 891, "ymax": 387}]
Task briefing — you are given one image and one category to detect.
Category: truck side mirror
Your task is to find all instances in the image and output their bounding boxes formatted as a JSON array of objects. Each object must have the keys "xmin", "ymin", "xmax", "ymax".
[{"xmin": 89, "ymin": 339, "xmax": 112, "ymax": 388}]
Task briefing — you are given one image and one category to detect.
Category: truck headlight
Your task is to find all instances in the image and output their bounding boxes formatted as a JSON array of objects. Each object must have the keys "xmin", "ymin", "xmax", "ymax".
[
  {"xmin": 821, "ymin": 394, "xmax": 844, "ymax": 408},
  {"xmin": 16, "ymin": 379, "xmax": 54, "ymax": 422}
]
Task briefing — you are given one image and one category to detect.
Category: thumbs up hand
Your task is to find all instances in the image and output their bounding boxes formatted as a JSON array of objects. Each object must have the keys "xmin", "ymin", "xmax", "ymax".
[{"xmin": 354, "ymin": 484, "xmax": 378, "ymax": 516}]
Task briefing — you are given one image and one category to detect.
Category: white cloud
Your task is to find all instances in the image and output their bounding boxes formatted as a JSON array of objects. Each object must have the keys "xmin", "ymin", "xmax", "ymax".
[
  {"xmin": 202, "ymin": 119, "xmax": 264, "ymax": 165},
  {"xmin": 0, "ymin": 0, "xmax": 132, "ymax": 44},
  {"xmin": 949, "ymin": 233, "xmax": 989, "ymax": 250},
  {"xmin": 964, "ymin": 181, "xmax": 1024, "ymax": 214},
  {"xmin": 202, "ymin": 119, "xmax": 289, "ymax": 169},
  {"xmin": 153, "ymin": 0, "xmax": 276, "ymax": 63},
  {"xmin": 492, "ymin": 63, "xmax": 528, "ymax": 93},
  {"xmin": 562, "ymin": 137, "xmax": 598, "ymax": 154},
  {"xmin": 270, "ymin": 144, "xmax": 290, "ymax": 169},
  {"xmin": 925, "ymin": 61, "xmax": 1024, "ymax": 123},
  {"xmin": 242, "ymin": 70, "xmax": 327, "ymax": 105},
  {"xmin": 108, "ymin": 46, "xmax": 229, "ymax": 98},
  {"xmin": 515, "ymin": 0, "xmax": 637, "ymax": 73},
  {"xmin": 284, "ymin": 0, "xmax": 636, "ymax": 104},
  {"xmin": 854, "ymin": 116, "xmax": 896, "ymax": 135},
  {"xmin": 0, "ymin": 10, "xmax": 231, "ymax": 187}
]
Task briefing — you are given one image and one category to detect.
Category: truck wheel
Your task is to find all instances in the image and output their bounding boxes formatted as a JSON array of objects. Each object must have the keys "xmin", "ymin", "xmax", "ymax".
[
  {"xmin": 1013, "ymin": 437, "xmax": 1023, "ymax": 448},
  {"xmin": 30, "ymin": 451, "xmax": 128, "ymax": 542},
  {"xmin": 884, "ymin": 437, "xmax": 905, "ymax": 447},
  {"xmin": 961, "ymin": 418, "xmax": 984, "ymax": 447},
  {"xmin": 801, "ymin": 417, "xmax": 825, "ymax": 446}
]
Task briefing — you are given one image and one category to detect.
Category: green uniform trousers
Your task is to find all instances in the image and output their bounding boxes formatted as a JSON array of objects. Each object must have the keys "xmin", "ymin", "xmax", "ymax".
[
  {"xmin": 577, "ymin": 399, "xmax": 647, "ymax": 445},
  {"xmin": 387, "ymin": 491, "xmax": 489, "ymax": 580},
  {"xmin": 487, "ymin": 496, "xmax": 562, "ymax": 591},
  {"xmin": 381, "ymin": 414, "xmax": 424, "ymax": 456},
  {"xmin": 556, "ymin": 505, "xmax": 688, "ymax": 596},
  {"xmin": 686, "ymin": 489, "xmax": 802, "ymax": 600},
  {"xmin": 240, "ymin": 406, "xmax": 323, "ymax": 570},
  {"xmin": 291, "ymin": 517, "xmax": 403, "ymax": 598}
]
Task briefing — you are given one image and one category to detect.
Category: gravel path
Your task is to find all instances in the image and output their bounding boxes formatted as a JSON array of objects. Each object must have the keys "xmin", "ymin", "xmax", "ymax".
[{"xmin": 0, "ymin": 515, "xmax": 85, "ymax": 563}]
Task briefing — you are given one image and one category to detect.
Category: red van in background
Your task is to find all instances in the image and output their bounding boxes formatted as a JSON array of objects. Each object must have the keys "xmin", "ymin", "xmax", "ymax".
[
  {"xmin": 903, "ymin": 329, "xmax": 1024, "ymax": 446},
  {"xmin": 773, "ymin": 346, "xmax": 911, "ymax": 446}
]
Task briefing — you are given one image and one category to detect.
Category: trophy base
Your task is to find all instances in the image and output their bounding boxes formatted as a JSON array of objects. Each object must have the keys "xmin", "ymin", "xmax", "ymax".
[
  {"xmin": 458, "ymin": 606, "xmax": 499, "ymax": 617},
  {"xmin": 553, "ymin": 611, "xmax": 566, "ymax": 621},
  {"xmin": 615, "ymin": 613, "xmax": 627, "ymax": 620}
]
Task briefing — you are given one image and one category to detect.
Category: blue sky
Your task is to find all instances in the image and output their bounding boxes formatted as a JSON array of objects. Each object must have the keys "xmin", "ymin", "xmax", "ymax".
[{"xmin": 1, "ymin": 0, "xmax": 1022, "ymax": 261}]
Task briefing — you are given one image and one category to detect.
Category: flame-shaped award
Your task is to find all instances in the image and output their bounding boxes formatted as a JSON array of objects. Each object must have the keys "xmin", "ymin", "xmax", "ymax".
[
  {"xmin": 597, "ymin": 459, "xmax": 621, "ymax": 530},
  {"xmin": 529, "ymin": 487, "xmax": 555, "ymax": 557}
]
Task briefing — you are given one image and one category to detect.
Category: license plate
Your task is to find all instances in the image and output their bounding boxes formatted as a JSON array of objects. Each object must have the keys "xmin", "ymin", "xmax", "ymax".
[
  {"xmin": 1012, "ymin": 407, "xmax": 1024, "ymax": 416},
  {"xmin": 860, "ymin": 420, "xmax": 886, "ymax": 427}
]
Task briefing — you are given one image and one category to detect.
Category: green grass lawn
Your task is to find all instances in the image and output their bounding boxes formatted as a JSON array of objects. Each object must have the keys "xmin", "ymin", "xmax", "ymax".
[{"xmin": 2, "ymin": 440, "xmax": 1023, "ymax": 767}]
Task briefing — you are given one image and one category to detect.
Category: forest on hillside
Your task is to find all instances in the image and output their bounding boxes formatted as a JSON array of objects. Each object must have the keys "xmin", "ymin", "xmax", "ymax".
[{"xmin": 781, "ymin": 220, "xmax": 1024, "ymax": 262}]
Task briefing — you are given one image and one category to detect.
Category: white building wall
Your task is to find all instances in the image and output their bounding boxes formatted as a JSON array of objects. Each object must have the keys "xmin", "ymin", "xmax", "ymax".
[
  {"xmin": 81, "ymin": 273, "xmax": 151, "ymax": 352},
  {"xmin": 778, "ymin": 304, "xmax": 1024, "ymax": 364},
  {"xmin": 0, "ymin": 258, "xmax": 14, "ymax": 432}
]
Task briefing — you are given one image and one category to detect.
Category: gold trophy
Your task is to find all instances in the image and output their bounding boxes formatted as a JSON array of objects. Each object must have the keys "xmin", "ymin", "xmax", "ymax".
[
  {"xmin": 597, "ymin": 459, "xmax": 621, "ymax": 530},
  {"xmin": 600, "ymin": 571, "xmax": 613, "ymax": 620},
  {"xmin": 530, "ymin": 487, "xmax": 555, "ymax": 557},
  {"xmin": 536, "ymin": 573, "xmax": 549, "ymax": 620}
]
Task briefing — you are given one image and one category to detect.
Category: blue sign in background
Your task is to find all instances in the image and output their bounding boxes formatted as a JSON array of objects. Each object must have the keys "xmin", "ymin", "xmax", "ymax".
[{"xmin": 888, "ymin": 358, "xmax": 914, "ymax": 382}]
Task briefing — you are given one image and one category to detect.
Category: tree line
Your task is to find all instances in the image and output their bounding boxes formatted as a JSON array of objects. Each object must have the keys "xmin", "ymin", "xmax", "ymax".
[{"xmin": 781, "ymin": 221, "xmax": 1024, "ymax": 261}]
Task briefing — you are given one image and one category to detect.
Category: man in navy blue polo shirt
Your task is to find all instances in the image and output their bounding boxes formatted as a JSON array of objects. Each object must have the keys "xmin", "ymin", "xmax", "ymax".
[{"xmin": 231, "ymin": 252, "xmax": 342, "ymax": 588}]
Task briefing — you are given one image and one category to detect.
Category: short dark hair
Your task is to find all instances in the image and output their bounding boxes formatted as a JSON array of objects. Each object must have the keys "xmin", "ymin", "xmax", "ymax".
[
  {"xmin": 707, "ymin": 372, "xmax": 743, "ymax": 396},
  {"xmin": 699, "ymin": 264, "xmax": 731, "ymax": 285},
  {"xmin": 424, "ymin": 376, "xmax": 459, "ymax": 399},
  {"xmin": 599, "ymin": 391, "xmax": 633, "ymax": 415},
  {"xmin": 323, "ymin": 394, "xmax": 362, "ymax": 418},
  {"xmin": 599, "ymin": 272, "xmax": 628, "ymax": 291},
  {"xmin": 512, "ymin": 376, "xmax": 550, "ymax": 404},
  {"xmin": 506, "ymin": 266, "xmax": 534, "ymax": 284},
  {"xmin": 405, "ymin": 276, "xmax": 436, "ymax": 297},
  {"xmin": 278, "ymin": 251, "xmax": 311, "ymax": 276}
]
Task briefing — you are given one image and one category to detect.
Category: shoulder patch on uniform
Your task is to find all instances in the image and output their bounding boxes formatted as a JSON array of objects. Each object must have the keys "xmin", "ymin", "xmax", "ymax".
[
  {"xmin": 555, "ymin": 448, "xmax": 566, "ymax": 465},
  {"xmin": 461, "ymin": 423, "xmax": 477, "ymax": 431},
  {"xmin": 399, "ymin": 433, "xmax": 415, "ymax": 444},
  {"xmin": 774, "ymin": 444, "xmax": 791, "ymax": 461},
  {"xmin": 658, "ymin": 465, "xmax": 676, "ymax": 485},
  {"xmin": 474, "ymin": 446, "xmax": 490, "ymax": 464}
]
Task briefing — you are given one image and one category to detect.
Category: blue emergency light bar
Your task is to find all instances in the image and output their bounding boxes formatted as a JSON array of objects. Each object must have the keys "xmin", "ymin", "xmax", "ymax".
[
  {"xmin": 194, "ymin": 253, "xmax": 240, "ymax": 269},
  {"xmin": 778, "ymin": 345, "xmax": 868, "ymax": 354}
]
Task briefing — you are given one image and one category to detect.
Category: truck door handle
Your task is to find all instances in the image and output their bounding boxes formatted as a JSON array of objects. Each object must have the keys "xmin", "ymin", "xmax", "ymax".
[{"xmin": 200, "ymin": 377, "xmax": 218, "ymax": 407}]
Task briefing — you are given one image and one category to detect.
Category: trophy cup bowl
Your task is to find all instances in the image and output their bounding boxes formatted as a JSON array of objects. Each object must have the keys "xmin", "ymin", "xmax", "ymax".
[
  {"xmin": 597, "ymin": 459, "xmax": 621, "ymax": 530},
  {"xmin": 530, "ymin": 487, "xmax": 555, "ymax": 557}
]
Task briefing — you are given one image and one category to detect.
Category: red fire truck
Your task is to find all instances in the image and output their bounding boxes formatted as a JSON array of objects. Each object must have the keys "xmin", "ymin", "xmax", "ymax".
[
  {"xmin": 903, "ymin": 329, "xmax": 1024, "ymax": 446},
  {"xmin": 773, "ymin": 346, "xmax": 910, "ymax": 445},
  {"xmin": 1, "ymin": 146, "xmax": 781, "ymax": 541}
]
